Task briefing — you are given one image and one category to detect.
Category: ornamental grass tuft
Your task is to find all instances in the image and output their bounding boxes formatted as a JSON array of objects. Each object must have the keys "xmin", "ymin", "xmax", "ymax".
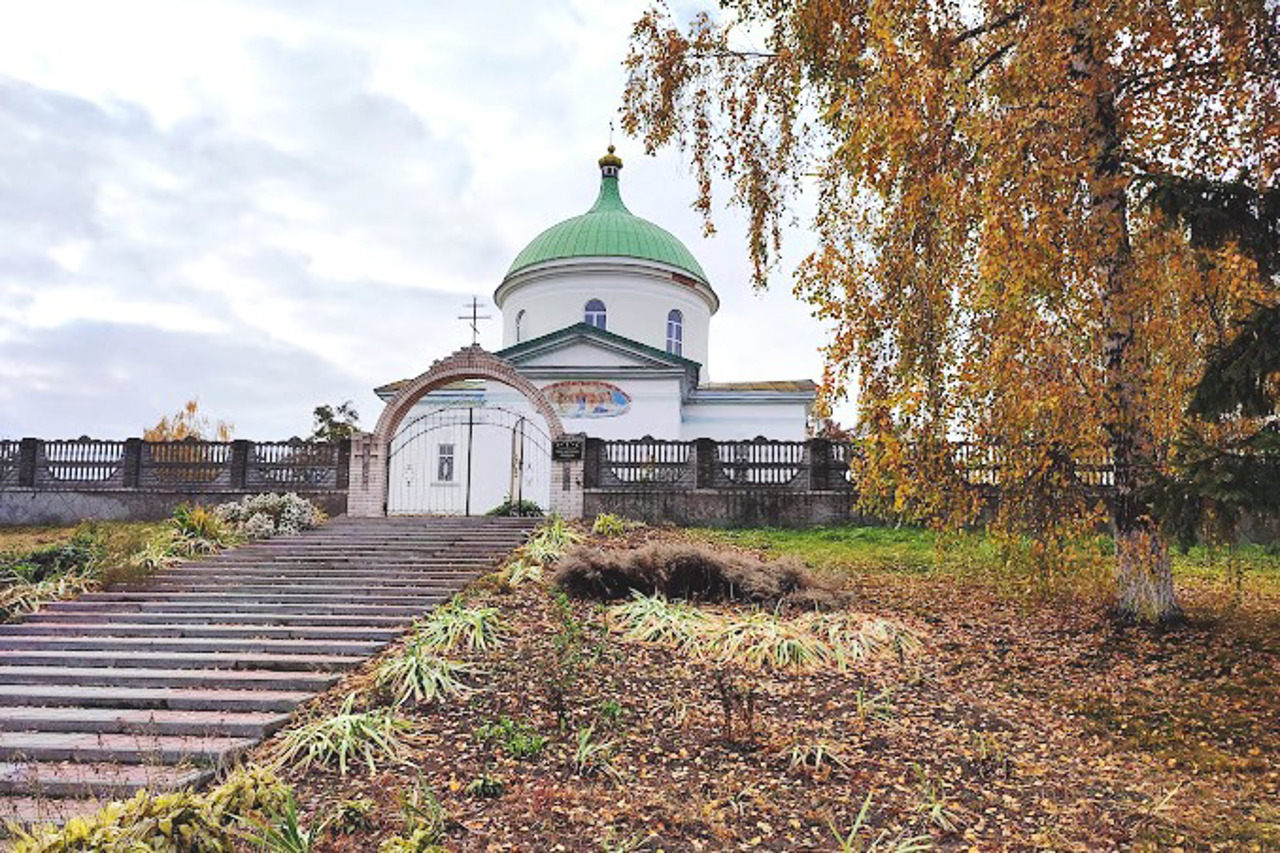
[
  {"xmin": 415, "ymin": 597, "xmax": 505, "ymax": 653},
  {"xmin": 272, "ymin": 695, "xmax": 411, "ymax": 776},
  {"xmin": 376, "ymin": 640, "xmax": 473, "ymax": 706}
]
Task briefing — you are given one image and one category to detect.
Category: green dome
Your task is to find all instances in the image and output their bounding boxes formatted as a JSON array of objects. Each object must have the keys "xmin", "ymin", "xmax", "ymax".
[{"xmin": 505, "ymin": 150, "xmax": 709, "ymax": 284}]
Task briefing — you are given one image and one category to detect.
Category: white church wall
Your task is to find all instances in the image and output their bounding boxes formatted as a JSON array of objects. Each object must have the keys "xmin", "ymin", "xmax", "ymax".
[
  {"xmin": 681, "ymin": 399, "xmax": 812, "ymax": 441},
  {"xmin": 498, "ymin": 260, "xmax": 714, "ymax": 372},
  {"xmin": 485, "ymin": 376, "xmax": 685, "ymax": 440}
]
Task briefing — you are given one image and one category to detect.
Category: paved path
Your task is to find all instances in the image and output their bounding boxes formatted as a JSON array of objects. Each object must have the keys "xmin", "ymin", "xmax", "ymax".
[{"xmin": 0, "ymin": 515, "xmax": 536, "ymax": 825}]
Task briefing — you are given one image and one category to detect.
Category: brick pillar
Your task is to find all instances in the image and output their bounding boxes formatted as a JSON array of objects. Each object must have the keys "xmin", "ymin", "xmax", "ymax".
[
  {"xmin": 808, "ymin": 438, "xmax": 830, "ymax": 491},
  {"xmin": 230, "ymin": 439, "xmax": 251, "ymax": 489},
  {"xmin": 694, "ymin": 438, "xmax": 717, "ymax": 489},
  {"xmin": 122, "ymin": 438, "xmax": 142, "ymax": 488},
  {"xmin": 335, "ymin": 439, "xmax": 351, "ymax": 490},
  {"xmin": 583, "ymin": 437, "xmax": 604, "ymax": 489},
  {"xmin": 549, "ymin": 433, "xmax": 586, "ymax": 519},
  {"xmin": 346, "ymin": 433, "xmax": 387, "ymax": 517},
  {"xmin": 17, "ymin": 438, "xmax": 38, "ymax": 487}
]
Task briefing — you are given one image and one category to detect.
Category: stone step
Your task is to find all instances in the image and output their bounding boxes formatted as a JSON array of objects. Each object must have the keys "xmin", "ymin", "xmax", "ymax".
[
  {"xmin": 0, "ymin": 795, "xmax": 106, "ymax": 825},
  {"xmin": 85, "ymin": 590, "xmax": 449, "ymax": 604},
  {"xmin": 21, "ymin": 611, "xmax": 413, "ymax": 627},
  {"xmin": 142, "ymin": 571, "xmax": 483, "ymax": 583},
  {"xmin": 0, "ymin": 621, "xmax": 401, "ymax": 641},
  {"xmin": 0, "ymin": 635, "xmax": 382, "ymax": 656},
  {"xmin": 0, "ymin": 666, "xmax": 338, "ymax": 692},
  {"xmin": 0, "ymin": 516, "xmax": 531, "ymax": 821},
  {"xmin": 118, "ymin": 585, "xmax": 459, "ymax": 598},
  {"xmin": 0, "ymin": 732, "xmax": 254, "ymax": 766},
  {"xmin": 0, "ymin": 684, "xmax": 309, "ymax": 713},
  {"xmin": 45, "ymin": 600, "xmax": 436, "ymax": 617},
  {"xmin": 0, "ymin": 650, "xmax": 363, "ymax": 672},
  {"xmin": 166, "ymin": 562, "xmax": 495, "ymax": 572},
  {"xmin": 0, "ymin": 707, "xmax": 288, "ymax": 738},
  {"xmin": 0, "ymin": 761, "xmax": 210, "ymax": 798}
]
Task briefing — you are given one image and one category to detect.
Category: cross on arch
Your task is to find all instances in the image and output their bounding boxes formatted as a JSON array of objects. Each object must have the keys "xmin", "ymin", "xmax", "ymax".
[{"xmin": 458, "ymin": 296, "xmax": 492, "ymax": 346}]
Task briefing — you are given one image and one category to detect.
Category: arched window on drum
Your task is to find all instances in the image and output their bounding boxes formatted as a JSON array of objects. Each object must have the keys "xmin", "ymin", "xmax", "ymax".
[
  {"xmin": 515, "ymin": 309, "xmax": 526, "ymax": 342},
  {"xmin": 584, "ymin": 299, "xmax": 607, "ymax": 330},
  {"xmin": 666, "ymin": 309, "xmax": 683, "ymax": 356}
]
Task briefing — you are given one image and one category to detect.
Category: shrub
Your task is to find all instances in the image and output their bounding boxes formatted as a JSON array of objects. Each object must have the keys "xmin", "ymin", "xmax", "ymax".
[
  {"xmin": 169, "ymin": 504, "xmax": 236, "ymax": 555},
  {"xmin": 0, "ymin": 527, "xmax": 101, "ymax": 583},
  {"xmin": 214, "ymin": 493, "xmax": 324, "ymax": 540},
  {"xmin": 521, "ymin": 515, "xmax": 585, "ymax": 564},
  {"xmin": 0, "ymin": 573, "xmax": 98, "ymax": 622},
  {"xmin": 554, "ymin": 541, "xmax": 843, "ymax": 608},
  {"xmin": 272, "ymin": 695, "xmax": 410, "ymax": 776},
  {"xmin": 486, "ymin": 496, "xmax": 544, "ymax": 517},
  {"xmin": 7, "ymin": 765, "xmax": 290, "ymax": 852},
  {"xmin": 475, "ymin": 717, "xmax": 546, "ymax": 760},
  {"xmin": 591, "ymin": 513, "xmax": 644, "ymax": 537}
]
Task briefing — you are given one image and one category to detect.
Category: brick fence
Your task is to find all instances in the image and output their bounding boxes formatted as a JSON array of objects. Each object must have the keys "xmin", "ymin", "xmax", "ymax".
[
  {"xmin": 0, "ymin": 437, "xmax": 349, "ymax": 525},
  {"xmin": 3, "ymin": 435, "xmax": 1274, "ymax": 541}
]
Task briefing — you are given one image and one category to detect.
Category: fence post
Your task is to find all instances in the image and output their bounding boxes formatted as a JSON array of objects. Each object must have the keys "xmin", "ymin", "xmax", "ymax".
[
  {"xmin": 694, "ymin": 438, "xmax": 717, "ymax": 489},
  {"xmin": 231, "ymin": 440, "xmax": 251, "ymax": 490},
  {"xmin": 17, "ymin": 438, "xmax": 38, "ymax": 487},
  {"xmin": 122, "ymin": 438, "xmax": 142, "ymax": 488},
  {"xmin": 335, "ymin": 439, "xmax": 351, "ymax": 490},
  {"xmin": 808, "ymin": 438, "xmax": 829, "ymax": 491},
  {"xmin": 583, "ymin": 438, "xmax": 604, "ymax": 489}
]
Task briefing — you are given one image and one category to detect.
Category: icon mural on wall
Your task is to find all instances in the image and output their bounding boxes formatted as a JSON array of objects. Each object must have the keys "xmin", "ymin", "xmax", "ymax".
[{"xmin": 542, "ymin": 381, "xmax": 631, "ymax": 418}]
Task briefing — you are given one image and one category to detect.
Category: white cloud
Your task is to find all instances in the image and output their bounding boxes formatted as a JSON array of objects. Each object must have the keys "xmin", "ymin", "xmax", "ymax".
[{"xmin": 0, "ymin": 0, "xmax": 848, "ymax": 439}]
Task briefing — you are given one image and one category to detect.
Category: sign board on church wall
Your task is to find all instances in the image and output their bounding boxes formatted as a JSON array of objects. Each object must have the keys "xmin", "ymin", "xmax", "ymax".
[{"xmin": 542, "ymin": 381, "xmax": 631, "ymax": 418}]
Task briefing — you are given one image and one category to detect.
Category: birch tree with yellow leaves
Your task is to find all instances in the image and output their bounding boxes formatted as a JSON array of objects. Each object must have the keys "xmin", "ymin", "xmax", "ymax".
[{"xmin": 622, "ymin": 0, "xmax": 1277, "ymax": 622}]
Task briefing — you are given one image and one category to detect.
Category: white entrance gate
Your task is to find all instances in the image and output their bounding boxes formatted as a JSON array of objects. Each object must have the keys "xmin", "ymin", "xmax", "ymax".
[{"xmin": 386, "ymin": 403, "xmax": 552, "ymax": 516}]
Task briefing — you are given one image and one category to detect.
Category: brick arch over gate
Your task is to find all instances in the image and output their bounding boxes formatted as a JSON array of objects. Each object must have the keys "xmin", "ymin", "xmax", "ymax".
[{"xmin": 347, "ymin": 345, "xmax": 565, "ymax": 517}]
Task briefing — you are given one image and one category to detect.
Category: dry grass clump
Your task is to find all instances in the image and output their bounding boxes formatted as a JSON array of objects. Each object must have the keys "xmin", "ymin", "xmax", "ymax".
[
  {"xmin": 608, "ymin": 593, "xmax": 922, "ymax": 673},
  {"xmin": 553, "ymin": 541, "xmax": 845, "ymax": 609}
]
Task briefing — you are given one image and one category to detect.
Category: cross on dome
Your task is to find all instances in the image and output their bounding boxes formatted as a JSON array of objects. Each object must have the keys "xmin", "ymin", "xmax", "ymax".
[{"xmin": 502, "ymin": 146, "xmax": 709, "ymax": 284}]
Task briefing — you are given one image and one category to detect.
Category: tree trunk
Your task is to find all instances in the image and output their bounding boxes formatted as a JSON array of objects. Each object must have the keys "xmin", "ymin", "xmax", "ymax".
[
  {"xmin": 1074, "ymin": 11, "xmax": 1180, "ymax": 623},
  {"xmin": 1115, "ymin": 517, "xmax": 1178, "ymax": 623}
]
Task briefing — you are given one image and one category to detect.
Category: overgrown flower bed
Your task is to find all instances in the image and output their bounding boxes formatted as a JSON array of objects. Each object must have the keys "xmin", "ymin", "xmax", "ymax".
[
  {"xmin": 11, "ymin": 517, "xmax": 1277, "ymax": 850},
  {"xmin": 0, "ymin": 493, "xmax": 325, "ymax": 623}
]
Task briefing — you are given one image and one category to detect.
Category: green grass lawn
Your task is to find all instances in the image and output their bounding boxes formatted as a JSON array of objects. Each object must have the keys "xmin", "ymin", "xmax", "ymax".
[{"xmin": 696, "ymin": 524, "xmax": 1280, "ymax": 590}]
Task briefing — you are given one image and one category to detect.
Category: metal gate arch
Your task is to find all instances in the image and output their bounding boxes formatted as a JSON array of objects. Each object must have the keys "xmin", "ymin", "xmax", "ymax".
[
  {"xmin": 387, "ymin": 403, "xmax": 553, "ymax": 516},
  {"xmin": 347, "ymin": 345, "xmax": 567, "ymax": 518}
]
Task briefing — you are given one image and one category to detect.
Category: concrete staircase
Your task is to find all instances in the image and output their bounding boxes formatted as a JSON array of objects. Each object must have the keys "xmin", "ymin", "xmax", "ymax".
[{"xmin": 0, "ymin": 515, "xmax": 536, "ymax": 825}]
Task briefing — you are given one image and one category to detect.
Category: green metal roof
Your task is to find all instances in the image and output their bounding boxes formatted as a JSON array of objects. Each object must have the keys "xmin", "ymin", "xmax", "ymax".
[{"xmin": 505, "ymin": 153, "xmax": 709, "ymax": 284}]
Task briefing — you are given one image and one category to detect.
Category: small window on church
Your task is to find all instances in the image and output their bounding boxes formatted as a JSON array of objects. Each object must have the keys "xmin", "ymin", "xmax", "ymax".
[
  {"xmin": 437, "ymin": 443, "xmax": 455, "ymax": 483},
  {"xmin": 515, "ymin": 310, "xmax": 526, "ymax": 342},
  {"xmin": 584, "ymin": 299, "xmax": 607, "ymax": 330},
  {"xmin": 666, "ymin": 309, "xmax": 683, "ymax": 355}
]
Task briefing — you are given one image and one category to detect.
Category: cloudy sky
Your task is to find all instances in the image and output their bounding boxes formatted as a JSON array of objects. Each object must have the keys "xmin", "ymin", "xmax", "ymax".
[{"xmin": 0, "ymin": 0, "xmax": 834, "ymax": 440}]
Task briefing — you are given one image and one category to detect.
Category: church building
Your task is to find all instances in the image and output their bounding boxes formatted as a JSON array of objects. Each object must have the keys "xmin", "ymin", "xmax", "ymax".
[{"xmin": 375, "ymin": 147, "xmax": 816, "ymax": 514}]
